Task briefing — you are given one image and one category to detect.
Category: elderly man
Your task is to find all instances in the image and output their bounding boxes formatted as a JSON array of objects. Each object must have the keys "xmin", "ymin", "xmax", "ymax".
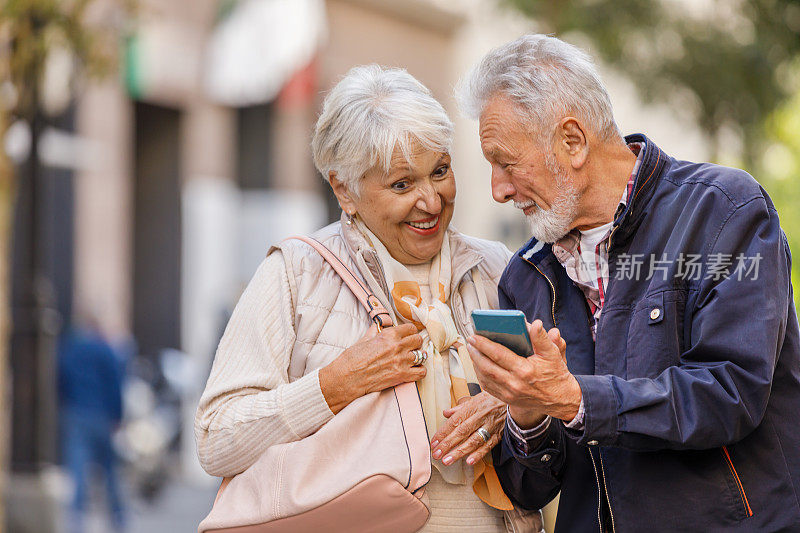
[{"xmin": 458, "ymin": 34, "xmax": 800, "ymax": 532}]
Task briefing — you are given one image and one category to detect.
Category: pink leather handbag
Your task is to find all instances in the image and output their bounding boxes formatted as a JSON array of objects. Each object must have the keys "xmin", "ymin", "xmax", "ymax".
[{"xmin": 198, "ymin": 236, "xmax": 432, "ymax": 533}]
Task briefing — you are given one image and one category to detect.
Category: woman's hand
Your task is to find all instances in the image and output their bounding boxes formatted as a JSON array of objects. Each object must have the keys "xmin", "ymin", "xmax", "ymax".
[
  {"xmin": 429, "ymin": 391, "xmax": 506, "ymax": 467},
  {"xmin": 319, "ymin": 323, "xmax": 425, "ymax": 414}
]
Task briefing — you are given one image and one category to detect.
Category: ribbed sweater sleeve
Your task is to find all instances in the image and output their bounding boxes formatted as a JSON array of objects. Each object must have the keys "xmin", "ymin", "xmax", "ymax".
[{"xmin": 194, "ymin": 251, "xmax": 335, "ymax": 477}]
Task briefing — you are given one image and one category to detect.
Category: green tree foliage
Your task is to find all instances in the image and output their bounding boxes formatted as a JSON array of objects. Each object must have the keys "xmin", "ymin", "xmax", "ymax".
[
  {"xmin": 1, "ymin": 0, "xmax": 136, "ymax": 120},
  {"xmin": 762, "ymin": 94, "xmax": 800, "ymax": 293},
  {"xmin": 506, "ymin": 0, "xmax": 800, "ymax": 306},
  {"xmin": 506, "ymin": 0, "xmax": 800, "ymax": 166}
]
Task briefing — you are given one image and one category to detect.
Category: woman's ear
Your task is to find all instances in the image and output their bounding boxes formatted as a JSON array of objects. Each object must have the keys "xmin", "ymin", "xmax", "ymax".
[{"xmin": 327, "ymin": 171, "xmax": 357, "ymax": 215}]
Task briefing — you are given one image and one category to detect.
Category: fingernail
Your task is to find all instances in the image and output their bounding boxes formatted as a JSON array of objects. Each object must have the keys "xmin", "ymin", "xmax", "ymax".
[
  {"xmin": 433, "ymin": 449, "xmax": 442, "ymax": 459},
  {"xmin": 466, "ymin": 457, "xmax": 476, "ymax": 465},
  {"xmin": 430, "ymin": 440, "xmax": 439, "ymax": 448},
  {"xmin": 467, "ymin": 336, "xmax": 476, "ymax": 345},
  {"xmin": 443, "ymin": 455, "xmax": 453, "ymax": 465}
]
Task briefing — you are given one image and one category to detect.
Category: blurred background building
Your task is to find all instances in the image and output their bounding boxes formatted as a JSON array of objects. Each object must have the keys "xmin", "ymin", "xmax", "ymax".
[{"xmin": 2, "ymin": 0, "xmax": 798, "ymax": 531}]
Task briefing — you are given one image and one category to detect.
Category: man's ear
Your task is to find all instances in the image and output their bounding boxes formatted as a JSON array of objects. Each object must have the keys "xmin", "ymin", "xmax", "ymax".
[
  {"xmin": 327, "ymin": 171, "xmax": 358, "ymax": 215},
  {"xmin": 557, "ymin": 117, "xmax": 589, "ymax": 170}
]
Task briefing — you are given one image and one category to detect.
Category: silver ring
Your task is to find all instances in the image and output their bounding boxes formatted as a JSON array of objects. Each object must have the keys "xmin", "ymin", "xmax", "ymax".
[
  {"xmin": 411, "ymin": 349, "xmax": 427, "ymax": 366},
  {"xmin": 477, "ymin": 427, "xmax": 491, "ymax": 443}
]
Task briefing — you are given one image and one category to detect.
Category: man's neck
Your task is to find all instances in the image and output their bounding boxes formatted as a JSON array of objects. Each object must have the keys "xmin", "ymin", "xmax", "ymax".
[{"xmin": 573, "ymin": 141, "xmax": 637, "ymax": 231}]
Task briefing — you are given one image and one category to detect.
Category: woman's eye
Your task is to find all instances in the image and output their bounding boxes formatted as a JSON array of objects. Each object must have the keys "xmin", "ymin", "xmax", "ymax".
[
  {"xmin": 433, "ymin": 164, "xmax": 449, "ymax": 178},
  {"xmin": 391, "ymin": 180, "xmax": 410, "ymax": 192}
]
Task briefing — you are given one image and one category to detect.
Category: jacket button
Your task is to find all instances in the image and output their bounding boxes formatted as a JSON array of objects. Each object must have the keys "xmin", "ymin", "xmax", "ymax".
[
  {"xmin": 587, "ymin": 440, "xmax": 599, "ymax": 446},
  {"xmin": 650, "ymin": 308, "xmax": 661, "ymax": 320},
  {"xmin": 540, "ymin": 454, "xmax": 551, "ymax": 463}
]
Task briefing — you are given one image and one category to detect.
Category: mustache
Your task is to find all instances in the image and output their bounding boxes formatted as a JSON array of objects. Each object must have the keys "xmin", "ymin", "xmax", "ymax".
[{"xmin": 513, "ymin": 200, "xmax": 537, "ymax": 210}]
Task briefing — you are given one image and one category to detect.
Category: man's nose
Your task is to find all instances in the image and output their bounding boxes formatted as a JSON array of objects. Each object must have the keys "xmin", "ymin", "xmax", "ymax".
[
  {"xmin": 491, "ymin": 166, "xmax": 515, "ymax": 203},
  {"xmin": 415, "ymin": 182, "xmax": 442, "ymax": 213}
]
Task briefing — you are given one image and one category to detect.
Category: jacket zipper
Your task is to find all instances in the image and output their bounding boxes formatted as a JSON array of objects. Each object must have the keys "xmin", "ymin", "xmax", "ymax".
[
  {"xmin": 582, "ymin": 192, "xmax": 625, "ymax": 533},
  {"xmin": 587, "ymin": 448, "xmax": 604, "ymax": 533},
  {"xmin": 594, "ymin": 229, "xmax": 619, "ymax": 533},
  {"xmin": 598, "ymin": 452, "xmax": 616, "ymax": 532},
  {"xmin": 521, "ymin": 257, "xmax": 557, "ymax": 328},
  {"xmin": 607, "ymin": 225, "xmax": 620, "ymax": 251},
  {"xmin": 587, "ymin": 448, "xmax": 617, "ymax": 533},
  {"xmin": 524, "ymin": 248, "xmax": 619, "ymax": 531},
  {"xmin": 722, "ymin": 446, "xmax": 753, "ymax": 518}
]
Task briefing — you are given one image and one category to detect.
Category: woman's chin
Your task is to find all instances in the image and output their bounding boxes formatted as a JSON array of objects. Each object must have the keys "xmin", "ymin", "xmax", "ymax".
[{"xmin": 405, "ymin": 240, "xmax": 445, "ymax": 264}]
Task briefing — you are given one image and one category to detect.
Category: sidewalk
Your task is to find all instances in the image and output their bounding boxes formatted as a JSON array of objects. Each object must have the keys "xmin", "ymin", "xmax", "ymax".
[{"xmin": 61, "ymin": 475, "xmax": 219, "ymax": 533}]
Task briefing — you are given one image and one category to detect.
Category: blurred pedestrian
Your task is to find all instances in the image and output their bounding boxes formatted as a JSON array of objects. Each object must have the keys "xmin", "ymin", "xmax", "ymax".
[{"xmin": 58, "ymin": 316, "xmax": 126, "ymax": 532}]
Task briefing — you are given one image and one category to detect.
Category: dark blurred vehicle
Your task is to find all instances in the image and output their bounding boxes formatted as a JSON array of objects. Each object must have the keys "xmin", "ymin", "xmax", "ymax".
[{"xmin": 114, "ymin": 350, "xmax": 184, "ymax": 503}]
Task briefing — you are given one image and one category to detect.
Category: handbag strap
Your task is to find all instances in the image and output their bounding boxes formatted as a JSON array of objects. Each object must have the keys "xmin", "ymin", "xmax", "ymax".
[
  {"xmin": 288, "ymin": 236, "xmax": 393, "ymax": 330},
  {"xmin": 288, "ymin": 235, "xmax": 430, "ymax": 492}
]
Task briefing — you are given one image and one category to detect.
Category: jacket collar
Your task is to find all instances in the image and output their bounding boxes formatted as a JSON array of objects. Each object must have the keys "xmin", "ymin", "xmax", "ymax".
[
  {"xmin": 518, "ymin": 133, "xmax": 669, "ymax": 265},
  {"xmin": 612, "ymin": 133, "xmax": 669, "ymax": 243}
]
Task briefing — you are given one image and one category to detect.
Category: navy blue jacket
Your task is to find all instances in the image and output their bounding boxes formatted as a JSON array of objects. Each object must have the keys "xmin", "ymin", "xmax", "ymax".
[{"xmin": 493, "ymin": 135, "xmax": 800, "ymax": 532}]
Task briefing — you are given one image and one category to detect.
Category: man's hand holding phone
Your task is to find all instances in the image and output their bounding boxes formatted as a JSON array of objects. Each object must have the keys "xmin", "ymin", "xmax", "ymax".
[{"xmin": 468, "ymin": 311, "xmax": 580, "ymax": 429}]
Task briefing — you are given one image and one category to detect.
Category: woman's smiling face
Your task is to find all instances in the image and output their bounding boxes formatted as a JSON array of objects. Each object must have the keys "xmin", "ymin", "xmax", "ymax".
[{"xmin": 335, "ymin": 141, "xmax": 456, "ymax": 265}]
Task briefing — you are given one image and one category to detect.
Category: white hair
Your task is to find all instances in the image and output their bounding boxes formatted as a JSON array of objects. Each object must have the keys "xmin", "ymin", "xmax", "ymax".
[
  {"xmin": 456, "ymin": 34, "xmax": 621, "ymax": 143},
  {"xmin": 312, "ymin": 65, "xmax": 454, "ymax": 195}
]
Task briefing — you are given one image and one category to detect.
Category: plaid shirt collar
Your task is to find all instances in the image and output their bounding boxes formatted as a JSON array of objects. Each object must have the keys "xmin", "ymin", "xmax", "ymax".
[{"xmin": 551, "ymin": 142, "xmax": 645, "ymax": 330}]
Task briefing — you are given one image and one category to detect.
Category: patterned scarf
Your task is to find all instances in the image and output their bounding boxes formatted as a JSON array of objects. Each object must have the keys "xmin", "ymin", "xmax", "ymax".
[{"xmin": 355, "ymin": 219, "xmax": 512, "ymax": 511}]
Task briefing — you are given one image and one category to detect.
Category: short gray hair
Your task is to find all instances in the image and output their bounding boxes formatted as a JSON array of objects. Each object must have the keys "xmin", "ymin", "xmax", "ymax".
[
  {"xmin": 456, "ymin": 34, "xmax": 621, "ymax": 142},
  {"xmin": 312, "ymin": 65, "xmax": 454, "ymax": 195}
]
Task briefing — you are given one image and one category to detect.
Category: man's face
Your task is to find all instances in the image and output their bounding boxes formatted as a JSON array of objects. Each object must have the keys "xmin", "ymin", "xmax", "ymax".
[{"xmin": 479, "ymin": 95, "xmax": 579, "ymax": 243}]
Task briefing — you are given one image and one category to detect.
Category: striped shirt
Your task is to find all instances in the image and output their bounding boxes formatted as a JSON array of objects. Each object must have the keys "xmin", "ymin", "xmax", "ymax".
[{"xmin": 551, "ymin": 142, "xmax": 643, "ymax": 338}]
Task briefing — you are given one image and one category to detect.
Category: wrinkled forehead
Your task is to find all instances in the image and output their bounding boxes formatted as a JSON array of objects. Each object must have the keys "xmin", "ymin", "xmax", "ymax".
[
  {"xmin": 479, "ymin": 97, "xmax": 530, "ymax": 138},
  {"xmin": 381, "ymin": 138, "xmax": 448, "ymax": 175}
]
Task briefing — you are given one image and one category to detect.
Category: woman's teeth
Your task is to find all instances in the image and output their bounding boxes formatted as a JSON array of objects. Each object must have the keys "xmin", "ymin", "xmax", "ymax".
[{"xmin": 407, "ymin": 217, "xmax": 438, "ymax": 230}]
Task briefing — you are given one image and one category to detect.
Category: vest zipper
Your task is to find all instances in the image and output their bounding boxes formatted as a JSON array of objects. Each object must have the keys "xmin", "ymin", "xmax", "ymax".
[
  {"xmin": 364, "ymin": 250, "xmax": 392, "ymax": 308},
  {"xmin": 522, "ymin": 257, "xmax": 557, "ymax": 328},
  {"xmin": 722, "ymin": 446, "xmax": 753, "ymax": 518},
  {"xmin": 450, "ymin": 261, "xmax": 484, "ymax": 334}
]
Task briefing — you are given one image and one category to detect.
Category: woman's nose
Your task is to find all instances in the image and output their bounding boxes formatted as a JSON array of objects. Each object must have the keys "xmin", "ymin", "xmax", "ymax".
[
  {"xmin": 415, "ymin": 182, "xmax": 442, "ymax": 213},
  {"xmin": 491, "ymin": 166, "xmax": 515, "ymax": 203}
]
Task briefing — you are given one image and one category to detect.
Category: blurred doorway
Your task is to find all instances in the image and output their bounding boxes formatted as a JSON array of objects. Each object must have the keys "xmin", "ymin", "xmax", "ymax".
[
  {"xmin": 236, "ymin": 103, "xmax": 275, "ymax": 190},
  {"xmin": 133, "ymin": 102, "xmax": 182, "ymax": 359}
]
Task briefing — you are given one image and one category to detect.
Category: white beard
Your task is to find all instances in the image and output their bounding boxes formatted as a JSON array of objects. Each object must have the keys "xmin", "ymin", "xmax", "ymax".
[{"xmin": 515, "ymin": 155, "xmax": 579, "ymax": 243}]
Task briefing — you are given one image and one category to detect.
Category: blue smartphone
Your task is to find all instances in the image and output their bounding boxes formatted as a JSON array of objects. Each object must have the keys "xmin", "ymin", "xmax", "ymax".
[{"xmin": 471, "ymin": 309, "xmax": 534, "ymax": 357}]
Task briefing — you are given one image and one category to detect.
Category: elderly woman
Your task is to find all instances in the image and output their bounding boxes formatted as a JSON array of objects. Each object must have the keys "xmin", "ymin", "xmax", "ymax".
[{"xmin": 195, "ymin": 65, "xmax": 542, "ymax": 532}]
